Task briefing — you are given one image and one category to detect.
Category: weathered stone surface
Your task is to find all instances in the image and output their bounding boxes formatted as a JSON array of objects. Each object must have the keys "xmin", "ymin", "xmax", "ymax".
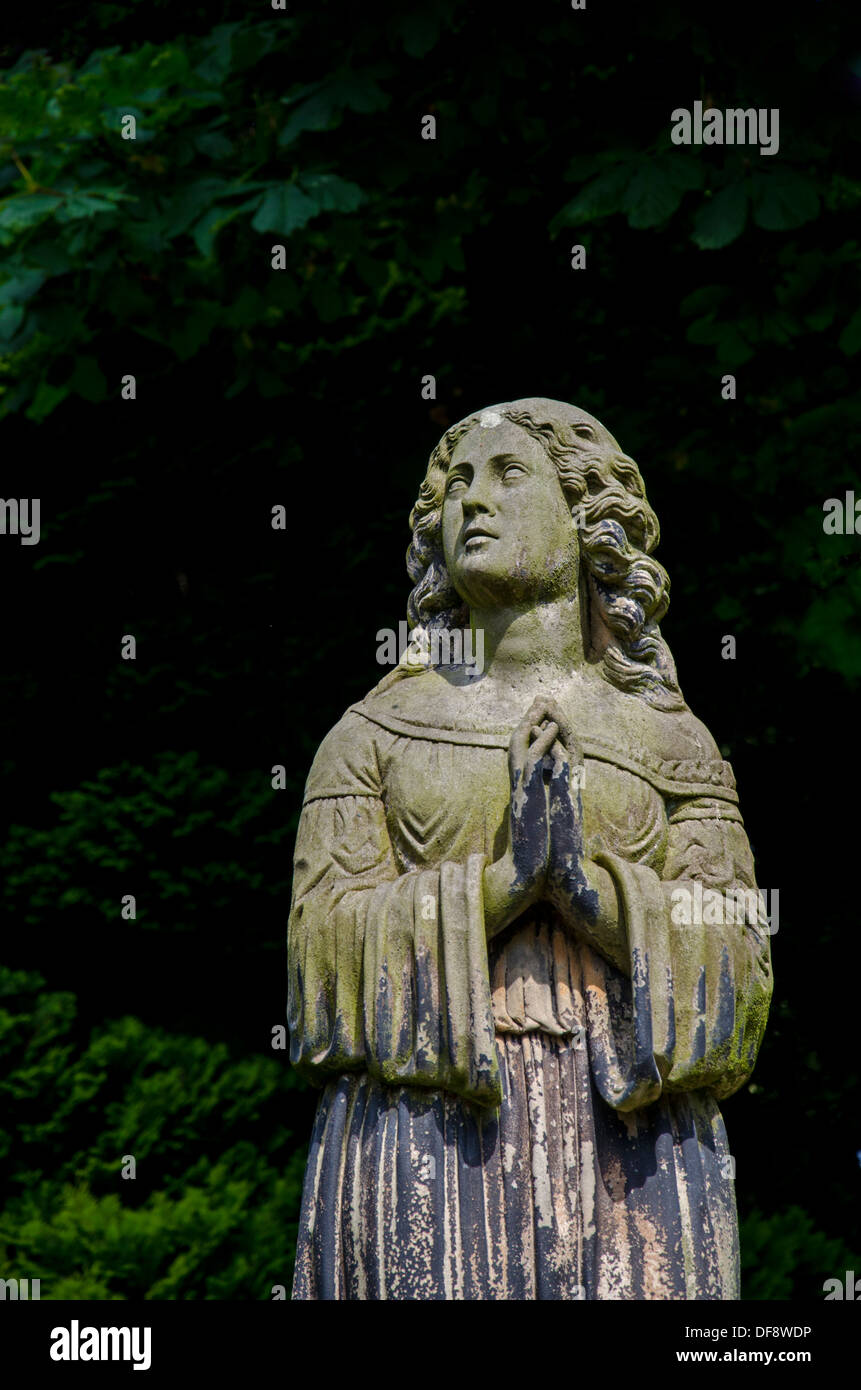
[{"xmin": 287, "ymin": 399, "xmax": 773, "ymax": 1300}]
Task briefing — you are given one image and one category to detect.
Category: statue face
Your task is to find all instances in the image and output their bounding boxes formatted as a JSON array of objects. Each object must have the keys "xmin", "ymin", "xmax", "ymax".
[{"xmin": 441, "ymin": 417, "xmax": 580, "ymax": 609}]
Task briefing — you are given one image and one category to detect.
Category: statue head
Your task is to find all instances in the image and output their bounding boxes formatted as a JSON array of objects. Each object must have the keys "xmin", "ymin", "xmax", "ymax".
[{"xmin": 406, "ymin": 397, "xmax": 685, "ymax": 711}]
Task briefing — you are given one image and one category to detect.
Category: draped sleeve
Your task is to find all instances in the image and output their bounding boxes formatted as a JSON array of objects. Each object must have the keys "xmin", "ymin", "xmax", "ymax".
[
  {"xmin": 583, "ymin": 773, "xmax": 774, "ymax": 1114},
  {"xmin": 286, "ymin": 710, "xmax": 501, "ymax": 1107}
]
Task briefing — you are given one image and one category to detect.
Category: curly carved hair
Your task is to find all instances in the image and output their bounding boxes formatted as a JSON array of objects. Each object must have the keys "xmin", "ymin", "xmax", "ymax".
[{"xmin": 404, "ymin": 398, "xmax": 685, "ymax": 712}]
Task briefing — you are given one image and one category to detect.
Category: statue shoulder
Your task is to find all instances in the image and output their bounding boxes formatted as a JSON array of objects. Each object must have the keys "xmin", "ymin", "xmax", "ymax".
[
  {"xmin": 654, "ymin": 705, "xmax": 722, "ymax": 763},
  {"xmin": 604, "ymin": 691, "xmax": 724, "ymax": 771},
  {"xmin": 302, "ymin": 703, "xmax": 385, "ymax": 801},
  {"xmin": 356, "ymin": 667, "xmax": 456, "ymax": 724},
  {"xmin": 303, "ymin": 670, "xmax": 449, "ymax": 798}
]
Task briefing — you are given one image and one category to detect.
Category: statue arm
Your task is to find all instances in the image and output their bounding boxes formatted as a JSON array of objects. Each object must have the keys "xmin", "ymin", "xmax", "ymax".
[
  {"xmin": 582, "ymin": 788, "xmax": 774, "ymax": 1112},
  {"xmin": 657, "ymin": 796, "xmax": 774, "ymax": 1097},
  {"xmin": 286, "ymin": 713, "xmax": 501, "ymax": 1107}
]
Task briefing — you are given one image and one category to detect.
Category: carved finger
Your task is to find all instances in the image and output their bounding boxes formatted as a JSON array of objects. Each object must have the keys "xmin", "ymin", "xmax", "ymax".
[{"xmin": 524, "ymin": 720, "xmax": 558, "ymax": 778}]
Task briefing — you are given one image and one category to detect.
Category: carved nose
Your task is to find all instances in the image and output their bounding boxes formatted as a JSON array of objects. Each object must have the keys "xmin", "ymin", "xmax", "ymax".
[{"xmin": 461, "ymin": 491, "xmax": 492, "ymax": 516}]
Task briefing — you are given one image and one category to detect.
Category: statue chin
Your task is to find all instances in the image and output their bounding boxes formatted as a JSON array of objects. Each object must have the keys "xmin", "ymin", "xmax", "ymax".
[{"xmin": 451, "ymin": 561, "xmax": 580, "ymax": 613}]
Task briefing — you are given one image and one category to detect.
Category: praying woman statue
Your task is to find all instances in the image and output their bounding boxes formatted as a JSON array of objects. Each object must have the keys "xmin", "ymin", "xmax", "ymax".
[{"xmin": 287, "ymin": 398, "xmax": 773, "ymax": 1300}]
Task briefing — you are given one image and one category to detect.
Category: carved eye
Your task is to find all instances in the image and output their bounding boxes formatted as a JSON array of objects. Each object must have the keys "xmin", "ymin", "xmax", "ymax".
[
  {"xmin": 445, "ymin": 474, "xmax": 467, "ymax": 494},
  {"xmin": 573, "ymin": 423, "xmax": 595, "ymax": 440}
]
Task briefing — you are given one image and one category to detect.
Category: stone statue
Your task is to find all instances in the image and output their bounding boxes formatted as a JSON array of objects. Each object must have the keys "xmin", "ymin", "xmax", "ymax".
[{"xmin": 287, "ymin": 398, "xmax": 773, "ymax": 1300}]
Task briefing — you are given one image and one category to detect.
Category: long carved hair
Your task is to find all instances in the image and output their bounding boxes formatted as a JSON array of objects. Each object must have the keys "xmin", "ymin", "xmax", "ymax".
[{"xmin": 403, "ymin": 398, "xmax": 686, "ymax": 712}]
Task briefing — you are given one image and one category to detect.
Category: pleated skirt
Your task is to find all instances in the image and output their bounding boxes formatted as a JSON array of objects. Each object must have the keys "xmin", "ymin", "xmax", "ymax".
[{"xmin": 292, "ymin": 1030, "xmax": 739, "ymax": 1300}]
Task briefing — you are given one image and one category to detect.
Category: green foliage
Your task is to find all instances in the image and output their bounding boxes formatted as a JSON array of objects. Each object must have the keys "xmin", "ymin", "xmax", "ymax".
[
  {"xmin": 0, "ymin": 10, "xmax": 464, "ymax": 416},
  {"xmin": 0, "ymin": 752, "xmax": 295, "ymax": 931},
  {"xmin": 0, "ymin": 966, "xmax": 306, "ymax": 1298},
  {"xmin": 740, "ymin": 1208, "xmax": 861, "ymax": 1301}
]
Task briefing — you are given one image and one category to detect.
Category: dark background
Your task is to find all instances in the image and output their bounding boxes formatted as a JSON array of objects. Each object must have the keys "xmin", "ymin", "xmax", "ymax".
[{"xmin": 0, "ymin": 0, "xmax": 859, "ymax": 1298}]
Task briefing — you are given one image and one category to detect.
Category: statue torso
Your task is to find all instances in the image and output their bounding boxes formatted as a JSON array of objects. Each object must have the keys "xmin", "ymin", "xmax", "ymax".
[{"xmin": 343, "ymin": 665, "xmax": 732, "ymax": 1039}]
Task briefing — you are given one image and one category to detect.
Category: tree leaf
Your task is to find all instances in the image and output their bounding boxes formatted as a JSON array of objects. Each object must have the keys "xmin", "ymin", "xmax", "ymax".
[
  {"xmin": 277, "ymin": 91, "xmax": 338, "ymax": 147},
  {"xmin": 54, "ymin": 193, "xmax": 120, "ymax": 221},
  {"xmin": 25, "ymin": 381, "xmax": 69, "ymax": 422},
  {"xmin": 550, "ymin": 163, "xmax": 634, "ymax": 231},
  {"xmin": 194, "ymin": 22, "xmax": 242, "ymax": 82},
  {"xmin": 692, "ymin": 184, "xmax": 748, "ymax": 249},
  {"xmin": 0, "ymin": 304, "xmax": 24, "ymax": 339},
  {"xmin": 0, "ymin": 195, "xmax": 62, "ymax": 231},
  {"xmin": 331, "ymin": 69, "xmax": 390, "ymax": 115},
  {"xmin": 680, "ymin": 285, "xmax": 728, "ymax": 317},
  {"xmin": 0, "ymin": 269, "xmax": 46, "ymax": 303},
  {"xmin": 622, "ymin": 156, "xmax": 704, "ymax": 229},
  {"xmin": 68, "ymin": 355, "xmax": 107, "ymax": 402},
  {"xmin": 250, "ymin": 184, "xmax": 318, "ymax": 235},
  {"xmin": 397, "ymin": 12, "xmax": 441, "ymax": 58},
  {"xmin": 751, "ymin": 170, "xmax": 820, "ymax": 231},
  {"xmin": 300, "ymin": 174, "xmax": 364, "ymax": 214}
]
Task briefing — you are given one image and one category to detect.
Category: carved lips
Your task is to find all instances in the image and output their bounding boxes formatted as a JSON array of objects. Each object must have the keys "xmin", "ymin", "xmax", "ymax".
[{"xmin": 462, "ymin": 523, "xmax": 498, "ymax": 551}]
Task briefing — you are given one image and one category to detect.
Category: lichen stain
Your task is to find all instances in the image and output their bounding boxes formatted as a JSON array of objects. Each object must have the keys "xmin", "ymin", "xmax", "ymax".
[
  {"xmin": 579, "ymin": 1138, "xmax": 596, "ymax": 1242},
  {"xmin": 633, "ymin": 1210, "xmax": 674, "ymax": 1300}
]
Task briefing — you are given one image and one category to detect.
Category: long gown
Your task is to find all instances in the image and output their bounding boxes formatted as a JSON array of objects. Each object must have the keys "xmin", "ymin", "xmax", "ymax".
[{"xmin": 286, "ymin": 672, "xmax": 773, "ymax": 1300}]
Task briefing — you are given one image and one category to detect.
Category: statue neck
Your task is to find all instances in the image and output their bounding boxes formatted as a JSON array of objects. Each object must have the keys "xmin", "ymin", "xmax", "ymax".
[{"xmin": 469, "ymin": 592, "xmax": 587, "ymax": 684}]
